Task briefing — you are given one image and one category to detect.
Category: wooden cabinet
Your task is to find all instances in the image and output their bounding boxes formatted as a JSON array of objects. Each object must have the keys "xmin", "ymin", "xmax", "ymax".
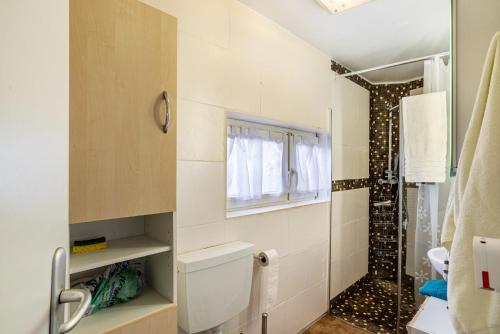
[
  {"xmin": 70, "ymin": 0, "xmax": 177, "ymax": 224},
  {"xmin": 69, "ymin": 214, "xmax": 176, "ymax": 334},
  {"xmin": 72, "ymin": 290, "xmax": 177, "ymax": 334},
  {"xmin": 105, "ymin": 305, "xmax": 177, "ymax": 334}
]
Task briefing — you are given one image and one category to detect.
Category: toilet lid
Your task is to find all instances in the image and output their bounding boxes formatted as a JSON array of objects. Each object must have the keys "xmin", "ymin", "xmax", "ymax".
[{"xmin": 178, "ymin": 241, "xmax": 254, "ymax": 273}]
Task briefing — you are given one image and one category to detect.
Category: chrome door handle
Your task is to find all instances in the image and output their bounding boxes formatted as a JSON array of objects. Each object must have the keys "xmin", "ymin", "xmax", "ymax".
[
  {"xmin": 50, "ymin": 248, "xmax": 91, "ymax": 334},
  {"xmin": 58, "ymin": 288, "xmax": 91, "ymax": 334},
  {"xmin": 162, "ymin": 90, "xmax": 171, "ymax": 133}
]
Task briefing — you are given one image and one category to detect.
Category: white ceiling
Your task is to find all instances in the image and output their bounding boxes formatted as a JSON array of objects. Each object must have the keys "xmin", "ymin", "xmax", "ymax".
[{"xmin": 238, "ymin": 0, "xmax": 451, "ymax": 83}]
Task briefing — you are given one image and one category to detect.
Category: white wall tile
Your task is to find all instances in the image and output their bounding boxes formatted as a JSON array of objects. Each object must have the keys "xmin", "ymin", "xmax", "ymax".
[
  {"xmin": 178, "ymin": 99, "xmax": 225, "ymax": 162},
  {"xmin": 359, "ymin": 146, "xmax": 370, "ymax": 178},
  {"xmin": 276, "ymin": 254, "xmax": 299, "ymax": 304},
  {"xmin": 177, "ymin": 161, "xmax": 225, "ymax": 227},
  {"xmin": 351, "ymin": 249, "xmax": 367, "ymax": 281},
  {"xmin": 225, "ymin": 209, "xmax": 290, "ymax": 257},
  {"xmin": 331, "ymin": 76, "xmax": 370, "ymax": 180},
  {"xmin": 356, "ymin": 188, "xmax": 370, "ymax": 220},
  {"xmin": 358, "ymin": 247, "xmax": 369, "ymax": 278},
  {"xmin": 288, "ymin": 203, "xmax": 330, "ymax": 253},
  {"xmin": 331, "ymin": 144, "xmax": 344, "ymax": 181},
  {"xmin": 331, "ymin": 191, "xmax": 343, "ymax": 223},
  {"xmin": 332, "ymin": 146, "xmax": 370, "ymax": 181},
  {"xmin": 286, "ymin": 280, "xmax": 328, "ymax": 333},
  {"xmin": 330, "ymin": 260, "xmax": 344, "ymax": 298},
  {"xmin": 224, "ymin": 48, "xmax": 262, "ymax": 116},
  {"xmin": 278, "ymin": 241, "xmax": 328, "ymax": 305},
  {"xmin": 330, "ymin": 189, "xmax": 369, "ymax": 297},
  {"xmin": 229, "ymin": 0, "xmax": 282, "ymax": 65},
  {"xmin": 177, "ymin": 222, "xmax": 225, "ymax": 254},
  {"xmin": 251, "ymin": 6, "xmax": 330, "ymax": 130},
  {"xmin": 337, "ymin": 147, "xmax": 359, "ymax": 180},
  {"xmin": 330, "ymin": 215, "xmax": 342, "ymax": 263},
  {"xmin": 342, "ymin": 222, "xmax": 358, "ymax": 257},
  {"xmin": 332, "ymin": 189, "xmax": 368, "ymax": 226},
  {"xmin": 142, "ymin": 0, "xmax": 230, "ymax": 48},
  {"xmin": 267, "ymin": 300, "xmax": 290, "ymax": 334},
  {"xmin": 178, "ymin": 33, "xmax": 229, "ymax": 106},
  {"xmin": 307, "ymin": 241, "xmax": 329, "ymax": 285},
  {"xmin": 342, "ymin": 255, "xmax": 358, "ymax": 288},
  {"xmin": 357, "ymin": 218, "xmax": 370, "ymax": 250}
]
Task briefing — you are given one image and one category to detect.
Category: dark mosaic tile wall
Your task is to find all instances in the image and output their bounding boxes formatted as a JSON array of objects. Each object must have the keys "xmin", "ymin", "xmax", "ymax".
[
  {"xmin": 332, "ymin": 178, "xmax": 370, "ymax": 192},
  {"xmin": 331, "ymin": 60, "xmax": 372, "ymax": 90},
  {"xmin": 368, "ymin": 79, "xmax": 423, "ymax": 280}
]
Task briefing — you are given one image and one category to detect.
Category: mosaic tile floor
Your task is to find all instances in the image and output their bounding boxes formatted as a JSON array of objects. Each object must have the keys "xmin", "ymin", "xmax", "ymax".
[{"xmin": 330, "ymin": 278, "xmax": 417, "ymax": 334}]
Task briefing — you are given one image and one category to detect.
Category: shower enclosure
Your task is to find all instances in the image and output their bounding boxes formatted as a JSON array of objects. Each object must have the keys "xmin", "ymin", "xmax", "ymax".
[
  {"xmin": 329, "ymin": 53, "xmax": 452, "ymax": 334},
  {"xmin": 329, "ymin": 80, "xmax": 423, "ymax": 334}
]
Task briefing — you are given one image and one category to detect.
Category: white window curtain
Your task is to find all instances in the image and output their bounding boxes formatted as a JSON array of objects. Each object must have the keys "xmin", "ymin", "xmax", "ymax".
[
  {"xmin": 292, "ymin": 133, "xmax": 331, "ymax": 199},
  {"xmin": 227, "ymin": 125, "xmax": 286, "ymax": 207},
  {"xmin": 227, "ymin": 119, "xmax": 331, "ymax": 210},
  {"xmin": 316, "ymin": 134, "xmax": 332, "ymax": 198}
]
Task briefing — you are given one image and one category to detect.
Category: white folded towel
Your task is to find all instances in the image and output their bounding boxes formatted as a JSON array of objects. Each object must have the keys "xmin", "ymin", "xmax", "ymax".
[{"xmin": 402, "ymin": 91, "xmax": 448, "ymax": 183}]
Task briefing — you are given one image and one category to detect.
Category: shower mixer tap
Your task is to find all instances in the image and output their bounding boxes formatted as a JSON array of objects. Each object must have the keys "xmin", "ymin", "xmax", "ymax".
[{"xmin": 378, "ymin": 170, "xmax": 398, "ymax": 185}]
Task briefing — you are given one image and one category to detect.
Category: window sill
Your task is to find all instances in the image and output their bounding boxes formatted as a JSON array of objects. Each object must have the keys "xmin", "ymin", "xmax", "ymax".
[{"xmin": 226, "ymin": 197, "xmax": 330, "ymax": 219}]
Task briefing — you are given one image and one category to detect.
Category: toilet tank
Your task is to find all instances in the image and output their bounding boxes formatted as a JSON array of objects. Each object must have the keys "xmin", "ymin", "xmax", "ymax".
[{"xmin": 177, "ymin": 241, "xmax": 255, "ymax": 333}]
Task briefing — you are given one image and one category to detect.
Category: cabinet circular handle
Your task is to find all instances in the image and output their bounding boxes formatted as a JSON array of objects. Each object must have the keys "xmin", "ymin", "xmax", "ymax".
[{"xmin": 162, "ymin": 90, "xmax": 171, "ymax": 134}]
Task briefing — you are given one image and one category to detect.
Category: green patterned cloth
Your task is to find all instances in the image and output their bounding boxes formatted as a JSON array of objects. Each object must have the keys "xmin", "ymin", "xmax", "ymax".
[{"xmin": 73, "ymin": 261, "xmax": 144, "ymax": 315}]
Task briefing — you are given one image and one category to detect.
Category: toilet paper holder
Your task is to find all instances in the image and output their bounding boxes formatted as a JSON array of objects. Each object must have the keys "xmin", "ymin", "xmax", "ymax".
[
  {"xmin": 254, "ymin": 252, "xmax": 269, "ymax": 267},
  {"xmin": 261, "ymin": 313, "xmax": 268, "ymax": 334},
  {"xmin": 254, "ymin": 255, "xmax": 269, "ymax": 334}
]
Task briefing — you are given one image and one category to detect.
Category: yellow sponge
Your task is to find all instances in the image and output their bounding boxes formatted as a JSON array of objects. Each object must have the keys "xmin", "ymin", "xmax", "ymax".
[{"xmin": 72, "ymin": 242, "xmax": 108, "ymax": 254}]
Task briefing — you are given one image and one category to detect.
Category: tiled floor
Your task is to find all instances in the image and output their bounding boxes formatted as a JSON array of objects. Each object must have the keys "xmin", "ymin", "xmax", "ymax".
[
  {"xmin": 330, "ymin": 278, "xmax": 417, "ymax": 334},
  {"xmin": 304, "ymin": 315, "xmax": 371, "ymax": 334}
]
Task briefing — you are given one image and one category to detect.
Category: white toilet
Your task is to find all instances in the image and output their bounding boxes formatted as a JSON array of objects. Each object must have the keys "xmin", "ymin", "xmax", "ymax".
[{"xmin": 177, "ymin": 241, "xmax": 255, "ymax": 334}]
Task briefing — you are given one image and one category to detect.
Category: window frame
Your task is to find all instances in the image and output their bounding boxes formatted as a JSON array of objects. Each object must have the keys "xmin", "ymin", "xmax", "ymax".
[
  {"xmin": 226, "ymin": 118, "xmax": 329, "ymax": 213},
  {"xmin": 226, "ymin": 119, "xmax": 290, "ymax": 211},
  {"xmin": 288, "ymin": 131, "xmax": 321, "ymax": 202}
]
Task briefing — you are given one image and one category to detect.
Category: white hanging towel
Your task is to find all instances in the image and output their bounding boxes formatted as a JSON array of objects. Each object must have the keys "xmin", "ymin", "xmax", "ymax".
[
  {"xmin": 402, "ymin": 91, "xmax": 448, "ymax": 183},
  {"xmin": 441, "ymin": 32, "xmax": 500, "ymax": 334}
]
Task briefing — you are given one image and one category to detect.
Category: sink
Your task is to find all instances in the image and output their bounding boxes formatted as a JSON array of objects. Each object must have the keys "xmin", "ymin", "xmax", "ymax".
[{"xmin": 427, "ymin": 247, "xmax": 449, "ymax": 277}]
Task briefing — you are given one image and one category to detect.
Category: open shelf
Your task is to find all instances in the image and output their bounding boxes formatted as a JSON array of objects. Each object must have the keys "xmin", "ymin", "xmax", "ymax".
[
  {"xmin": 72, "ymin": 287, "xmax": 174, "ymax": 334},
  {"xmin": 70, "ymin": 235, "xmax": 171, "ymax": 274}
]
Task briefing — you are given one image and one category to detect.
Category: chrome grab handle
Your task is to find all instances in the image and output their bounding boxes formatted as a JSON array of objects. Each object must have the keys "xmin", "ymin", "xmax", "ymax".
[
  {"xmin": 162, "ymin": 90, "xmax": 171, "ymax": 133},
  {"xmin": 58, "ymin": 289, "xmax": 91, "ymax": 334}
]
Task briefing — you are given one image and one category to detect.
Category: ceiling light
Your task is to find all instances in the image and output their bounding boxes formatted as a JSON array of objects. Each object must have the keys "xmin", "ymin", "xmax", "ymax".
[{"xmin": 316, "ymin": 0, "xmax": 374, "ymax": 14}]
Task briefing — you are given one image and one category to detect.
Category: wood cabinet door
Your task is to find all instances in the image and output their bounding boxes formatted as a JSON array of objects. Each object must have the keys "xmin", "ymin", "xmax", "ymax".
[
  {"xmin": 70, "ymin": 0, "xmax": 177, "ymax": 224},
  {"xmin": 104, "ymin": 306, "xmax": 177, "ymax": 334}
]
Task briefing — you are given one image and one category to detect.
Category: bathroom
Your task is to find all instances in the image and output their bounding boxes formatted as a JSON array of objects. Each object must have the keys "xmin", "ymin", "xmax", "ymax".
[{"xmin": 1, "ymin": 1, "xmax": 500, "ymax": 334}]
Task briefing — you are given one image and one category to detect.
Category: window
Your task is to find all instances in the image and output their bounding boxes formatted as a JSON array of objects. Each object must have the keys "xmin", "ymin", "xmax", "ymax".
[{"xmin": 227, "ymin": 118, "xmax": 331, "ymax": 211}]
